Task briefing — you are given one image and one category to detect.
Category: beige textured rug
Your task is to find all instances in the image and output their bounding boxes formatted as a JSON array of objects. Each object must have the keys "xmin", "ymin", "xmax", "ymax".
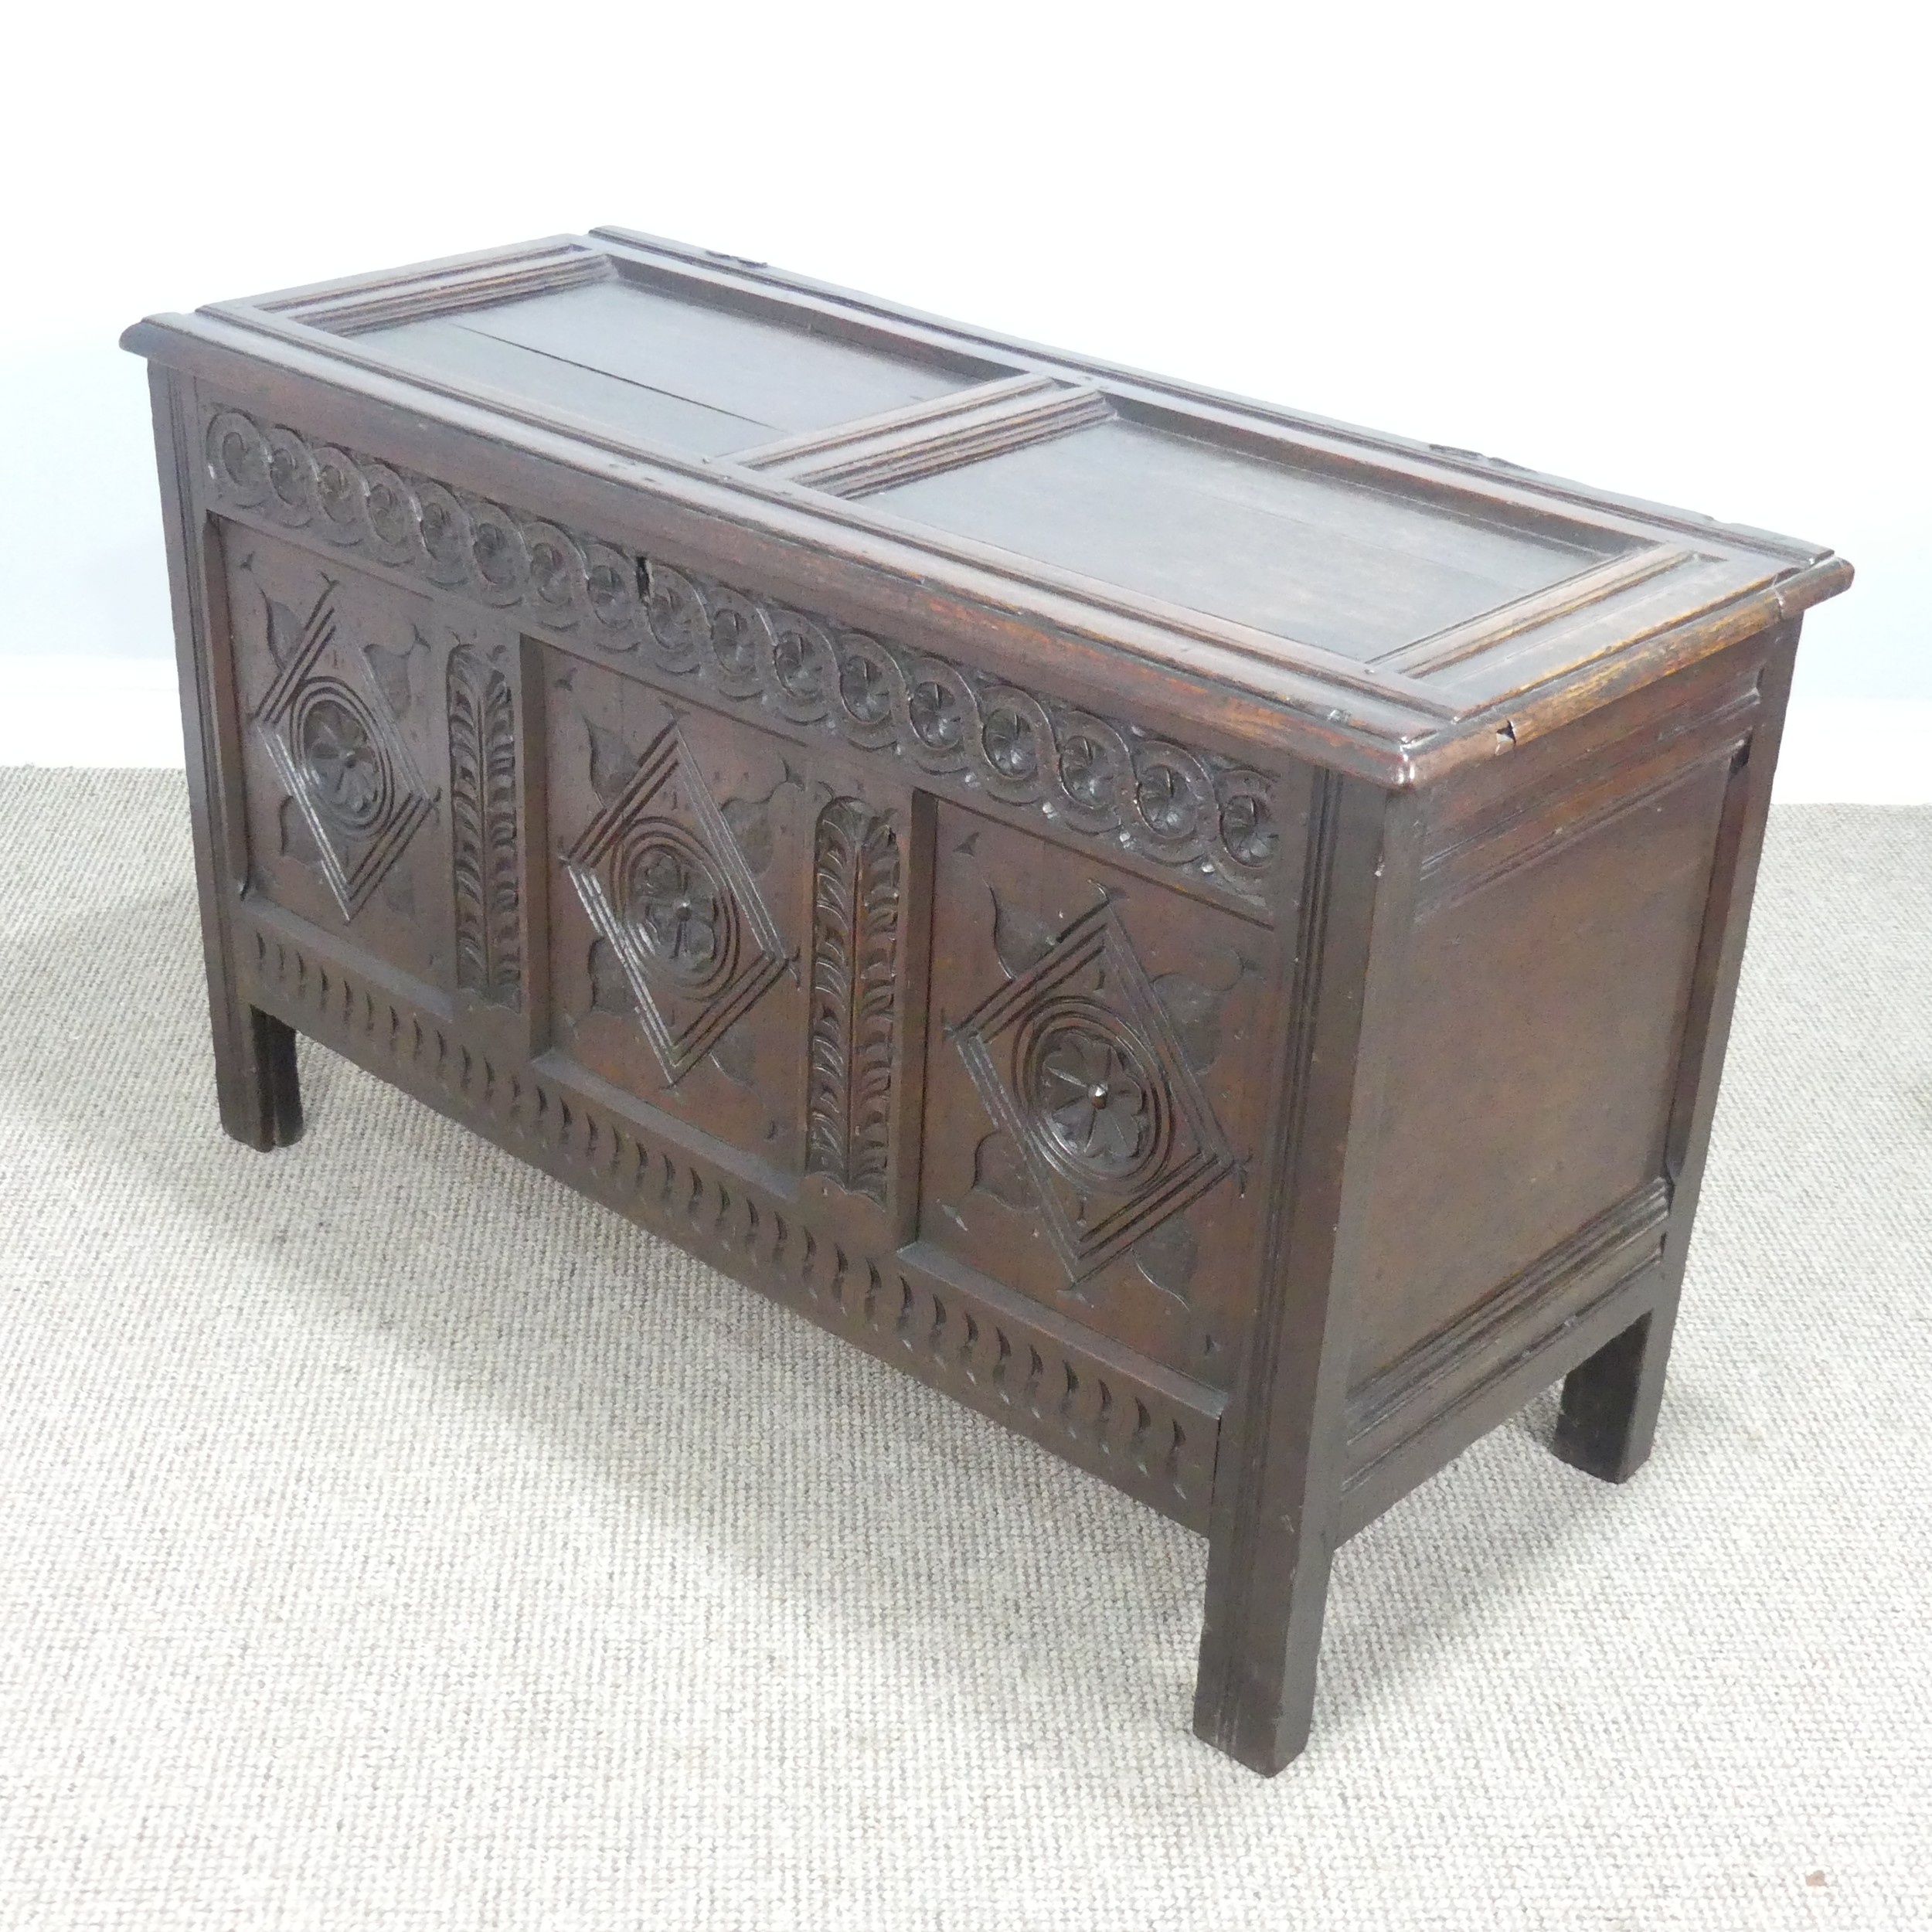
[{"xmin": 2, "ymin": 770, "xmax": 1928, "ymax": 1931}]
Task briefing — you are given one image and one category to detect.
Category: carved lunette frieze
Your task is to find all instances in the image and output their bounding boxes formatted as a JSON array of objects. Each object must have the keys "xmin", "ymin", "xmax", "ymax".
[
  {"xmin": 805, "ymin": 800, "xmax": 901, "ymax": 1204},
  {"xmin": 202, "ymin": 407, "xmax": 1281, "ymax": 910}
]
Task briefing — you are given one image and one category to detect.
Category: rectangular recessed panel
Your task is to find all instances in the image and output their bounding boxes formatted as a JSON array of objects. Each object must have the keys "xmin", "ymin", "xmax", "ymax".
[
  {"xmin": 868, "ymin": 417, "xmax": 1639, "ymax": 662},
  {"xmin": 920, "ymin": 806, "xmax": 1277, "ymax": 1393},
  {"xmin": 216, "ymin": 522, "xmax": 454, "ymax": 992},
  {"xmin": 356, "ymin": 277, "xmax": 1007, "ymax": 457},
  {"xmin": 1349, "ymin": 750, "xmax": 1734, "ymax": 1383}
]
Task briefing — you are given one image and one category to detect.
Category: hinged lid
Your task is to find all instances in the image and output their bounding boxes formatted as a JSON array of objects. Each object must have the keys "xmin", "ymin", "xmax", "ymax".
[{"xmin": 124, "ymin": 230, "xmax": 1852, "ymax": 784}]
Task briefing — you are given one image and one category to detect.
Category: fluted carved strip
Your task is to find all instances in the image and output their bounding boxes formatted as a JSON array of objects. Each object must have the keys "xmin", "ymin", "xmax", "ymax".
[
  {"xmin": 447, "ymin": 649, "xmax": 522, "ymax": 1008},
  {"xmin": 805, "ymin": 799, "xmax": 900, "ymax": 1204},
  {"xmin": 243, "ymin": 921, "xmax": 1218, "ymax": 1525}
]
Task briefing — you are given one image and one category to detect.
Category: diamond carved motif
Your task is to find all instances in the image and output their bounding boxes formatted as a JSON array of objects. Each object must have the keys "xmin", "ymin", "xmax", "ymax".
[
  {"xmin": 254, "ymin": 588, "xmax": 433, "ymax": 921},
  {"xmin": 564, "ymin": 722, "xmax": 788, "ymax": 1083},
  {"xmin": 954, "ymin": 901, "xmax": 1234, "ymax": 1284}
]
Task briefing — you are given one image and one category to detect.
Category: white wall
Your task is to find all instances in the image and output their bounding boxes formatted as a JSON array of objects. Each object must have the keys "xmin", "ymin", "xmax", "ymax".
[{"xmin": 4, "ymin": 2, "xmax": 1924, "ymax": 785}]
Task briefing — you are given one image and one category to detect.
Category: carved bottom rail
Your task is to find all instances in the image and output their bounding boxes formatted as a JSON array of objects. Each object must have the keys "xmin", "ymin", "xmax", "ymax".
[{"xmin": 240, "ymin": 904, "xmax": 1222, "ymax": 1529}]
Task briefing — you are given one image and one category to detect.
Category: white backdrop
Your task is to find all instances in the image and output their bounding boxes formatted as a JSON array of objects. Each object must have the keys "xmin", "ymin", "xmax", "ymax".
[{"xmin": 3, "ymin": 1, "xmax": 1924, "ymax": 786}]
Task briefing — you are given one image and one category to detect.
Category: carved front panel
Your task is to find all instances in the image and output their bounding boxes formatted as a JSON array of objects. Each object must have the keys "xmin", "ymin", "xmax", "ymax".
[
  {"xmin": 920, "ymin": 808, "xmax": 1274, "ymax": 1391},
  {"xmin": 546, "ymin": 653, "xmax": 820, "ymax": 1173},
  {"xmin": 203, "ymin": 396, "xmax": 1300, "ymax": 1517},
  {"xmin": 220, "ymin": 526, "xmax": 460, "ymax": 995}
]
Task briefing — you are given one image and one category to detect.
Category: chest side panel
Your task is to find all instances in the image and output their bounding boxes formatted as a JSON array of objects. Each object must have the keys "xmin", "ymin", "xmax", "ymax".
[{"xmin": 1341, "ymin": 639, "xmax": 1781, "ymax": 1494}]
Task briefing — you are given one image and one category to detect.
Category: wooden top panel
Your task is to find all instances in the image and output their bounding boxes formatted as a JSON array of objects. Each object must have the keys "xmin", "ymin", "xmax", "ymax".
[
  {"xmin": 122, "ymin": 230, "xmax": 1852, "ymax": 783},
  {"xmin": 361, "ymin": 278, "xmax": 1006, "ymax": 458},
  {"xmin": 867, "ymin": 415, "xmax": 1633, "ymax": 664}
]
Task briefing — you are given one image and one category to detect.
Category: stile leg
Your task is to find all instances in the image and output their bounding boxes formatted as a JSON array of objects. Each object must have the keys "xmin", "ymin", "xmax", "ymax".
[
  {"xmin": 1552, "ymin": 1300, "xmax": 1679, "ymax": 1482},
  {"xmin": 1194, "ymin": 1505, "xmax": 1336, "ymax": 1775},
  {"xmin": 1192, "ymin": 776, "xmax": 1423, "ymax": 1775},
  {"xmin": 146, "ymin": 364, "xmax": 304, "ymax": 1158},
  {"xmin": 213, "ymin": 998, "xmax": 304, "ymax": 1152}
]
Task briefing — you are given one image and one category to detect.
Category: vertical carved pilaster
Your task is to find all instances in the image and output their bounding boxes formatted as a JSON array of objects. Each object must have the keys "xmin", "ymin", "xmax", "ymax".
[
  {"xmin": 805, "ymin": 798, "xmax": 901, "ymax": 1203},
  {"xmin": 447, "ymin": 648, "xmax": 522, "ymax": 1009}
]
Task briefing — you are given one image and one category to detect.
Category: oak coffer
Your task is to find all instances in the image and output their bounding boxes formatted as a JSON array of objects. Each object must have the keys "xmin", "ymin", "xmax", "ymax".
[{"xmin": 123, "ymin": 230, "xmax": 1852, "ymax": 1775}]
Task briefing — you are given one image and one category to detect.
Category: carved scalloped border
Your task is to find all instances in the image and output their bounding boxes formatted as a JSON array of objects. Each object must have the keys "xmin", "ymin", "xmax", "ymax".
[
  {"xmin": 202, "ymin": 404, "xmax": 1282, "ymax": 911},
  {"xmin": 242, "ymin": 913, "xmax": 1219, "ymax": 1527}
]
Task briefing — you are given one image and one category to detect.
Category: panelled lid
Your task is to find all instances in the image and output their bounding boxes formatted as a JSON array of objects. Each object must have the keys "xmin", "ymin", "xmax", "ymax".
[{"xmin": 123, "ymin": 230, "xmax": 1852, "ymax": 784}]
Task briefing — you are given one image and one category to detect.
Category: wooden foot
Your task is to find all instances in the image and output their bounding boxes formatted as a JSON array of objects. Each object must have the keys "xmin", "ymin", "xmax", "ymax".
[
  {"xmin": 1191, "ymin": 776, "xmax": 1421, "ymax": 1776},
  {"xmin": 1552, "ymin": 1301, "xmax": 1677, "ymax": 1482},
  {"xmin": 215, "ymin": 1002, "xmax": 304, "ymax": 1151},
  {"xmin": 1192, "ymin": 1532, "xmax": 1332, "ymax": 1776}
]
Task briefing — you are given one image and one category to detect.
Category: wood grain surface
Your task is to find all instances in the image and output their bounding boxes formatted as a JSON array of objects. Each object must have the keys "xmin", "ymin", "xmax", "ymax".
[{"xmin": 128, "ymin": 235, "xmax": 1850, "ymax": 1773}]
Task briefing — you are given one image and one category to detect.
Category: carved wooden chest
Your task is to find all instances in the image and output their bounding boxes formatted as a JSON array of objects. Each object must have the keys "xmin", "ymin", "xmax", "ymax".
[{"xmin": 124, "ymin": 231, "xmax": 1852, "ymax": 1774}]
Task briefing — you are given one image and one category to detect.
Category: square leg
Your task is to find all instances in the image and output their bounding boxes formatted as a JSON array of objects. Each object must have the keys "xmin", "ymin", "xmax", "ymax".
[
  {"xmin": 1194, "ymin": 1517, "xmax": 1335, "ymax": 1775},
  {"xmin": 1552, "ymin": 1301, "xmax": 1678, "ymax": 1483},
  {"xmin": 1192, "ymin": 775, "xmax": 1421, "ymax": 1776},
  {"xmin": 214, "ymin": 998, "xmax": 304, "ymax": 1151}
]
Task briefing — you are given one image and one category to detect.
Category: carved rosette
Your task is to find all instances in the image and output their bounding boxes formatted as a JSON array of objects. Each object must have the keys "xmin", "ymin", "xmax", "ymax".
[
  {"xmin": 804, "ymin": 800, "xmax": 901, "ymax": 1204},
  {"xmin": 253, "ymin": 587, "xmax": 432, "ymax": 921},
  {"xmin": 203, "ymin": 406, "xmax": 1281, "ymax": 908},
  {"xmin": 952, "ymin": 903, "xmax": 1234, "ymax": 1284},
  {"xmin": 1021, "ymin": 1010, "xmax": 1167, "ymax": 1189},
  {"xmin": 447, "ymin": 649, "xmax": 522, "ymax": 1008},
  {"xmin": 563, "ymin": 723, "xmax": 787, "ymax": 1083}
]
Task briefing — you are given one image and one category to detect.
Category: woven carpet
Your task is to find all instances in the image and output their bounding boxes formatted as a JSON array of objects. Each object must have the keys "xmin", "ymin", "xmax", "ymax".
[{"xmin": 2, "ymin": 770, "xmax": 1927, "ymax": 1931}]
